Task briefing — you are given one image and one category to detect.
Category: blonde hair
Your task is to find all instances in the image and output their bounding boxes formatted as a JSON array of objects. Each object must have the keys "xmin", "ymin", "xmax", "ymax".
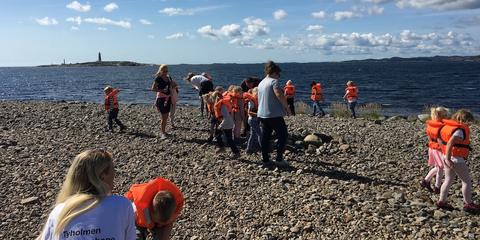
[
  {"xmin": 227, "ymin": 85, "xmax": 235, "ymax": 92},
  {"xmin": 104, "ymin": 86, "xmax": 113, "ymax": 93},
  {"xmin": 346, "ymin": 80, "xmax": 354, "ymax": 86},
  {"xmin": 430, "ymin": 107, "xmax": 448, "ymax": 121},
  {"xmin": 451, "ymin": 109, "xmax": 474, "ymax": 124},
  {"xmin": 54, "ymin": 150, "xmax": 114, "ymax": 236},
  {"xmin": 155, "ymin": 64, "xmax": 168, "ymax": 77},
  {"xmin": 152, "ymin": 191, "xmax": 176, "ymax": 223},
  {"xmin": 286, "ymin": 80, "xmax": 292, "ymax": 85},
  {"xmin": 251, "ymin": 87, "xmax": 258, "ymax": 95},
  {"xmin": 232, "ymin": 86, "xmax": 243, "ymax": 94}
]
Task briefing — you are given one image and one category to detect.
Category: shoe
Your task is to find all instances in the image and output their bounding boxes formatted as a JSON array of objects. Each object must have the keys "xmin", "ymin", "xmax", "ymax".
[
  {"xmin": 436, "ymin": 201, "xmax": 454, "ymax": 211},
  {"xmin": 433, "ymin": 186, "xmax": 440, "ymax": 194},
  {"xmin": 261, "ymin": 161, "xmax": 275, "ymax": 169},
  {"xmin": 215, "ymin": 147, "xmax": 225, "ymax": 153},
  {"xmin": 119, "ymin": 126, "xmax": 127, "ymax": 132},
  {"xmin": 275, "ymin": 160, "xmax": 290, "ymax": 168},
  {"xmin": 420, "ymin": 180, "xmax": 433, "ymax": 193},
  {"xmin": 207, "ymin": 136, "xmax": 214, "ymax": 143},
  {"xmin": 463, "ymin": 202, "xmax": 480, "ymax": 213},
  {"xmin": 159, "ymin": 133, "xmax": 167, "ymax": 140}
]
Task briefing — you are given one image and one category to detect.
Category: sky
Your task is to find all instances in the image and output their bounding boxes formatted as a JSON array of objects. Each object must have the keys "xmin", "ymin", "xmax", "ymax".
[{"xmin": 0, "ymin": 0, "xmax": 479, "ymax": 66}]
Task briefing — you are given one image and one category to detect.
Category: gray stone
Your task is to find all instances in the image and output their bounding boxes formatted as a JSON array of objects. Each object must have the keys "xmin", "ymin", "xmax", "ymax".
[
  {"xmin": 21, "ymin": 197, "xmax": 38, "ymax": 204},
  {"xmin": 417, "ymin": 114, "xmax": 430, "ymax": 122}
]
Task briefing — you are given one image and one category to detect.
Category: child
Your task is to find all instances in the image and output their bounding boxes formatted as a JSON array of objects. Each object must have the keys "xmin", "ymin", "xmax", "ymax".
[
  {"xmin": 420, "ymin": 107, "xmax": 448, "ymax": 194},
  {"xmin": 125, "ymin": 177, "xmax": 184, "ymax": 240},
  {"xmin": 204, "ymin": 87, "xmax": 224, "ymax": 142},
  {"xmin": 310, "ymin": 81, "xmax": 325, "ymax": 117},
  {"xmin": 343, "ymin": 80, "xmax": 358, "ymax": 119},
  {"xmin": 104, "ymin": 86, "xmax": 126, "ymax": 132},
  {"xmin": 245, "ymin": 88, "xmax": 261, "ymax": 154},
  {"xmin": 284, "ymin": 80, "xmax": 296, "ymax": 116},
  {"xmin": 231, "ymin": 86, "xmax": 245, "ymax": 140},
  {"xmin": 214, "ymin": 91, "xmax": 240, "ymax": 156},
  {"xmin": 436, "ymin": 109, "xmax": 479, "ymax": 212},
  {"xmin": 39, "ymin": 150, "xmax": 136, "ymax": 239}
]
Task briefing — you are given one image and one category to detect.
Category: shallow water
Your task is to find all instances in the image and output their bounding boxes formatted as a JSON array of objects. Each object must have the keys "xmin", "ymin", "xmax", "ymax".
[{"xmin": 0, "ymin": 61, "xmax": 479, "ymax": 115}]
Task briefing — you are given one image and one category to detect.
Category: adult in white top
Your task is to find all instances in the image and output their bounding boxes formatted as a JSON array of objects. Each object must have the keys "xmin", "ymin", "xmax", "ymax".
[
  {"xmin": 39, "ymin": 150, "xmax": 136, "ymax": 240},
  {"xmin": 185, "ymin": 72, "xmax": 213, "ymax": 117}
]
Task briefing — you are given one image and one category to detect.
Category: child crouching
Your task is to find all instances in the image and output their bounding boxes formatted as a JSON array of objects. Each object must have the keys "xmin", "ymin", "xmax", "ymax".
[{"xmin": 104, "ymin": 86, "xmax": 126, "ymax": 132}]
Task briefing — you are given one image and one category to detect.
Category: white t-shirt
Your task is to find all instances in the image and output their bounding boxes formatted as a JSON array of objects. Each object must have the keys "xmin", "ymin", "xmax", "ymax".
[
  {"xmin": 451, "ymin": 129, "xmax": 465, "ymax": 163},
  {"xmin": 41, "ymin": 195, "xmax": 136, "ymax": 240},
  {"xmin": 190, "ymin": 75, "xmax": 208, "ymax": 90}
]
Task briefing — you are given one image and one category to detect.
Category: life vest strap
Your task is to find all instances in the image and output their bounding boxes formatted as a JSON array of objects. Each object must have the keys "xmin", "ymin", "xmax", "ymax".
[{"xmin": 454, "ymin": 144, "xmax": 472, "ymax": 150}]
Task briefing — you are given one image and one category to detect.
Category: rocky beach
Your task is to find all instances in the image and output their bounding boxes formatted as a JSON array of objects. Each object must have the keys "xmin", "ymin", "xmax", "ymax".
[{"xmin": 1, "ymin": 101, "xmax": 479, "ymax": 239}]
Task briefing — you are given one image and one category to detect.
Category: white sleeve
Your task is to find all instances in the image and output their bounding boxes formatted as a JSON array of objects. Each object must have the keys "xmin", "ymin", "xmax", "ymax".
[
  {"xmin": 452, "ymin": 129, "xmax": 465, "ymax": 140},
  {"xmin": 40, "ymin": 211, "xmax": 57, "ymax": 240}
]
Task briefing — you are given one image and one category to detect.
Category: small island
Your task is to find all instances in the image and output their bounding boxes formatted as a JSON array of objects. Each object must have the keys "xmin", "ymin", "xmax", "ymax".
[{"xmin": 38, "ymin": 52, "xmax": 151, "ymax": 67}]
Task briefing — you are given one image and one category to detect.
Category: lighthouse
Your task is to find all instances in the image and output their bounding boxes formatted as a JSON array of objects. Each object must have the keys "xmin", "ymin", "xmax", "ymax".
[{"xmin": 98, "ymin": 52, "xmax": 102, "ymax": 62}]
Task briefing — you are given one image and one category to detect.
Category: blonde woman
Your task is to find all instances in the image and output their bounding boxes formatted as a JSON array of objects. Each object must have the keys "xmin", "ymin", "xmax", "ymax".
[
  {"xmin": 39, "ymin": 150, "xmax": 136, "ymax": 240},
  {"xmin": 151, "ymin": 64, "xmax": 173, "ymax": 139}
]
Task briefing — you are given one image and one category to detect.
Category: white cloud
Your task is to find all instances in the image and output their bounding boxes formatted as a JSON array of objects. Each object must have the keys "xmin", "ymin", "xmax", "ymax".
[
  {"xmin": 84, "ymin": 17, "xmax": 131, "ymax": 29},
  {"xmin": 198, "ymin": 25, "xmax": 218, "ymax": 39},
  {"xmin": 36, "ymin": 17, "xmax": 58, "ymax": 26},
  {"xmin": 273, "ymin": 9, "xmax": 287, "ymax": 20},
  {"xmin": 306, "ymin": 25, "xmax": 324, "ymax": 31},
  {"xmin": 159, "ymin": 5, "xmax": 225, "ymax": 16},
  {"xmin": 396, "ymin": 0, "xmax": 480, "ymax": 10},
  {"xmin": 66, "ymin": 1, "xmax": 91, "ymax": 12},
  {"xmin": 242, "ymin": 17, "xmax": 269, "ymax": 40},
  {"xmin": 312, "ymin": 11, "xmax": 326, "ymax": 19},
  {"xmin": 166, "ymin": 33, "xmax": 184, "ymax": 39},
  {"xmin": 334, "ymin": 11, "xmax": 359, "ymax": 21},
  {"xmin": 98, "ymin": 27, "xmax": 107, "ymax": 31},
  {"xmin": 220, "ymin": 24, "xmax": 242, "ymax": 37},
  {"xmin": 104, "ymin": 3, "xmax": 119, "ymax": 12},
  {"xmin": 368, "ymin": 5, "xmax": 384, "ymax": 15},
  {"xmin": 66, "ymin": 16, "xmax": 82, "ymax": 25},
  {"xmin": 139, "ymin": 19, "xmax": 152, "ymax": 25},
  {"xmin": 71, "ymin": 26, "xmax": 79, "ymax": 30}
]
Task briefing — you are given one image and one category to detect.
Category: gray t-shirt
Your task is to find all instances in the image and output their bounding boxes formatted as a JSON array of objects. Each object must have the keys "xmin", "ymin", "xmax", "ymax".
[{"xmin": 257, "ymin": 76, "xmax": 285, "ymax": 118}]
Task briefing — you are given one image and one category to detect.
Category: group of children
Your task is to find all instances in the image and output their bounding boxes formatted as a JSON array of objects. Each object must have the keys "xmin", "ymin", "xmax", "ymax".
[{"xmin": 421, "ymin": 107, "xmax": 479, "ymax": 212}]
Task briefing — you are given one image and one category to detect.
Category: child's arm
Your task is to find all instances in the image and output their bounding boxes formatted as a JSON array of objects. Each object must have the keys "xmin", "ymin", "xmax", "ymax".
[{"xmin": 445, "ymin": 136, "xmax": 462, "ymax": 168}]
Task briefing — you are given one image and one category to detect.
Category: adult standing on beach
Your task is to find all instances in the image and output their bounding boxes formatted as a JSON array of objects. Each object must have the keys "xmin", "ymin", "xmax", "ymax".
[
  {"xmin": 152, "ymin": 64, "xmax": 172, "ymax": 139},
  {"xmin": 257, "ymin": 61, "xmax": 291, "ymax": 168},
  {"xmin": 343, "ymin": 80, "xmax": 358, "ymax": 119},
  {"xmin": 185, "ymin": 72, "xmax": 214, "ymax": 117}
]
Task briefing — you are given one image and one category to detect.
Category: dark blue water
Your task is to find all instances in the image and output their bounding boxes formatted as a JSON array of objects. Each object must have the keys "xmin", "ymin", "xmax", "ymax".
[{"xmin": 0, "ymin": 62, "xmax": 479, "ymax": 115}]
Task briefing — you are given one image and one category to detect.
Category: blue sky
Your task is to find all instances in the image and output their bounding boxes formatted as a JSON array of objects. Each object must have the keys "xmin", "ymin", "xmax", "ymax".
[{"xmin": 0, "ymin": 0, "xmax": 479, "ymax": 66}]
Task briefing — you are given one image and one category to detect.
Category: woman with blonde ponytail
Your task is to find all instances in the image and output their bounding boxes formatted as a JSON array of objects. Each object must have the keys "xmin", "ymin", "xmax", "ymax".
[{"xmin": 39, "ymin": 149, "xmax": 136, "ymax": 240}]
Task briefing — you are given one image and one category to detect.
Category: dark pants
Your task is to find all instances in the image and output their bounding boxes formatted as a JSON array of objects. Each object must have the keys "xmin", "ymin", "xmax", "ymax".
[
  {"xmin": 348, "ymin": 101, "xmax": 357, "ymax": 119},
  {"xmin": 312, "ymin": 101, "xmax": 325, "ymax": 116},
  {"xmin": 259, "ymin": 117, "xmax": 288, "ymax": 162},
  {"xmin": 216, "ymin": 129, "xmax": 239, "ymax": 154},
  {"xmin": 107, "ymin": 109, "xmax": 125, "ymax": 130},
  {"xmin": 287, "ymin": 97, "xmax": 295, "ymax": 116}
]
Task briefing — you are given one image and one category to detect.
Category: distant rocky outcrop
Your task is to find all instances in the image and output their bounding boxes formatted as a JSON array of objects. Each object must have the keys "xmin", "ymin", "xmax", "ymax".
[
  {"xmin": 38, "ymin": 61, "xmax": 151, "ymax": 67},
  {"xmin": 344, "ymin": 55, "xmax": 480, "ymax": 63}
]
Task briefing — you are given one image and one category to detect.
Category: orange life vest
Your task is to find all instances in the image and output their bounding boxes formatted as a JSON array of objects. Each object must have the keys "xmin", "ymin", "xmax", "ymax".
[
  {"xmin": 228, "ymin": 92, "xmax": 242, "ymax": 113},
  {"xmin": 284, "ymin": 85, "xmax": 295, "ymax": 98},
  {"xmin": 439, "ymin": 119, "xmax": 471, "ymax": 158},
  {"xmin": 310, "ymin": 83, "xmax": 322, "ymax": 101},
  {"xmin": 104, "ymin": 89, "xmax": 119, "ymax": 111},
  {"xmin": 214, "ymin": 97, "xmax": 232, "ymax": 119},
  {"xmin": 425, "ymin": 120, "xmax": 444, "ymax": 150},
  {"xmin": 345, "ymin": 86, "xmax": 358, "ymax": 101},
  {"xmin": 243, "ymin": 92, "xmax": 258, "ymax": 113},
  {"xmin": 124, "ymin": 178, "xmax": 184, "ymax": 229}
]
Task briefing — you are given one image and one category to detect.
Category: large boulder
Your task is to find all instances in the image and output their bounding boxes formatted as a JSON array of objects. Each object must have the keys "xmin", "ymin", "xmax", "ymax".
[
  {"xmin": 417, "ymin": 114, "xmax": 430, "ymax": 122},
  {"xmin": 303, "ymin": 133, "xmax": 332, "ymax": 146}
]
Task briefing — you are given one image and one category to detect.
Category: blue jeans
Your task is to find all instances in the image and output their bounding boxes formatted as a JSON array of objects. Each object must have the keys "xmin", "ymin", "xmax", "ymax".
[
  {"xmin": 348, "ymin": 101, "xmax": 357, "ymax": 118},
  {"xmin": 246, "ymin": 117, "xmax": 261, "ymax": 152},
  {"xmin": 312, "ymin": 101, "xmax": 325, "ymax": 116}
]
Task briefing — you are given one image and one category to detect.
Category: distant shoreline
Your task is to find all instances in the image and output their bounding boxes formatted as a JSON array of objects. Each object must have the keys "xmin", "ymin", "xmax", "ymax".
[{"xmin": 37, "ymin": 61, "xmax": 153, "ymax": 67}]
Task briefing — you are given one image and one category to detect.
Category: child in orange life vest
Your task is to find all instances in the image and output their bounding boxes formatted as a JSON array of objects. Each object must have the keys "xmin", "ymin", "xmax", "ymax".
[
  {"xmin": 104, "ymin": 86, "xmax": 126, "ymax": 132},
  {"xmin": 420, "ymin": 107, "xmax": 448, "ymax": 194},
  {"xmin": 204, "ymin": 86, "xmax": 224, "ymax": 142},
  {"xmin": 310, "ymin": 81, "xmax": 325, "ymax": 117},
  {"xmin": 284, "ymin": 80, "xmax": 296, "ymax": 116},
  {"xmin": 214, "ymin": 90, "xmax": 240, "ymax": 156},
  {"xmin": 343, "ymin": 80, "xmax": 358, "ymax": 119},
  {"xmin": 436, "ymin": 109, "xmax": 480, "ymax": 212},
  {"xmin": 245, "ymin": 87, "xmax": 261, "ymax": 154},
  {"xmin": 230, "ymin": 86, "xmax": 245, "ymax": 141},
  {"xmin": 125, "ymin": 177, "xmax": 184, "ymax": 240}
]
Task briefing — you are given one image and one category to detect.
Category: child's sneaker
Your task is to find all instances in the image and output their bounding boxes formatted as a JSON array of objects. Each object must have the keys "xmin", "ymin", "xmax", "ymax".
[
  {"xmin": 120, "ymin": 126, "xmax": 127, "ymax": 132},
  {"xmin": 275, "ymin": 160, "xmax": 290, "ymax": 168},
  {"xmin": 463, "ymin": 202, "xmax": 480, "ymax": 213},
  {"xmin": 420, "ymin": 180, "xmax": 433, "ymax": 193},
  {"xmin": 159, "ymin": 133, "xmax": 167, "ymax": 140},
  {"xmin": 433, "ymin": 186, "xmax": 441, "ymax": 194},
  {"xmin": 436, "ymin": 201, "xmax": 454, "ymax": 210}
]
